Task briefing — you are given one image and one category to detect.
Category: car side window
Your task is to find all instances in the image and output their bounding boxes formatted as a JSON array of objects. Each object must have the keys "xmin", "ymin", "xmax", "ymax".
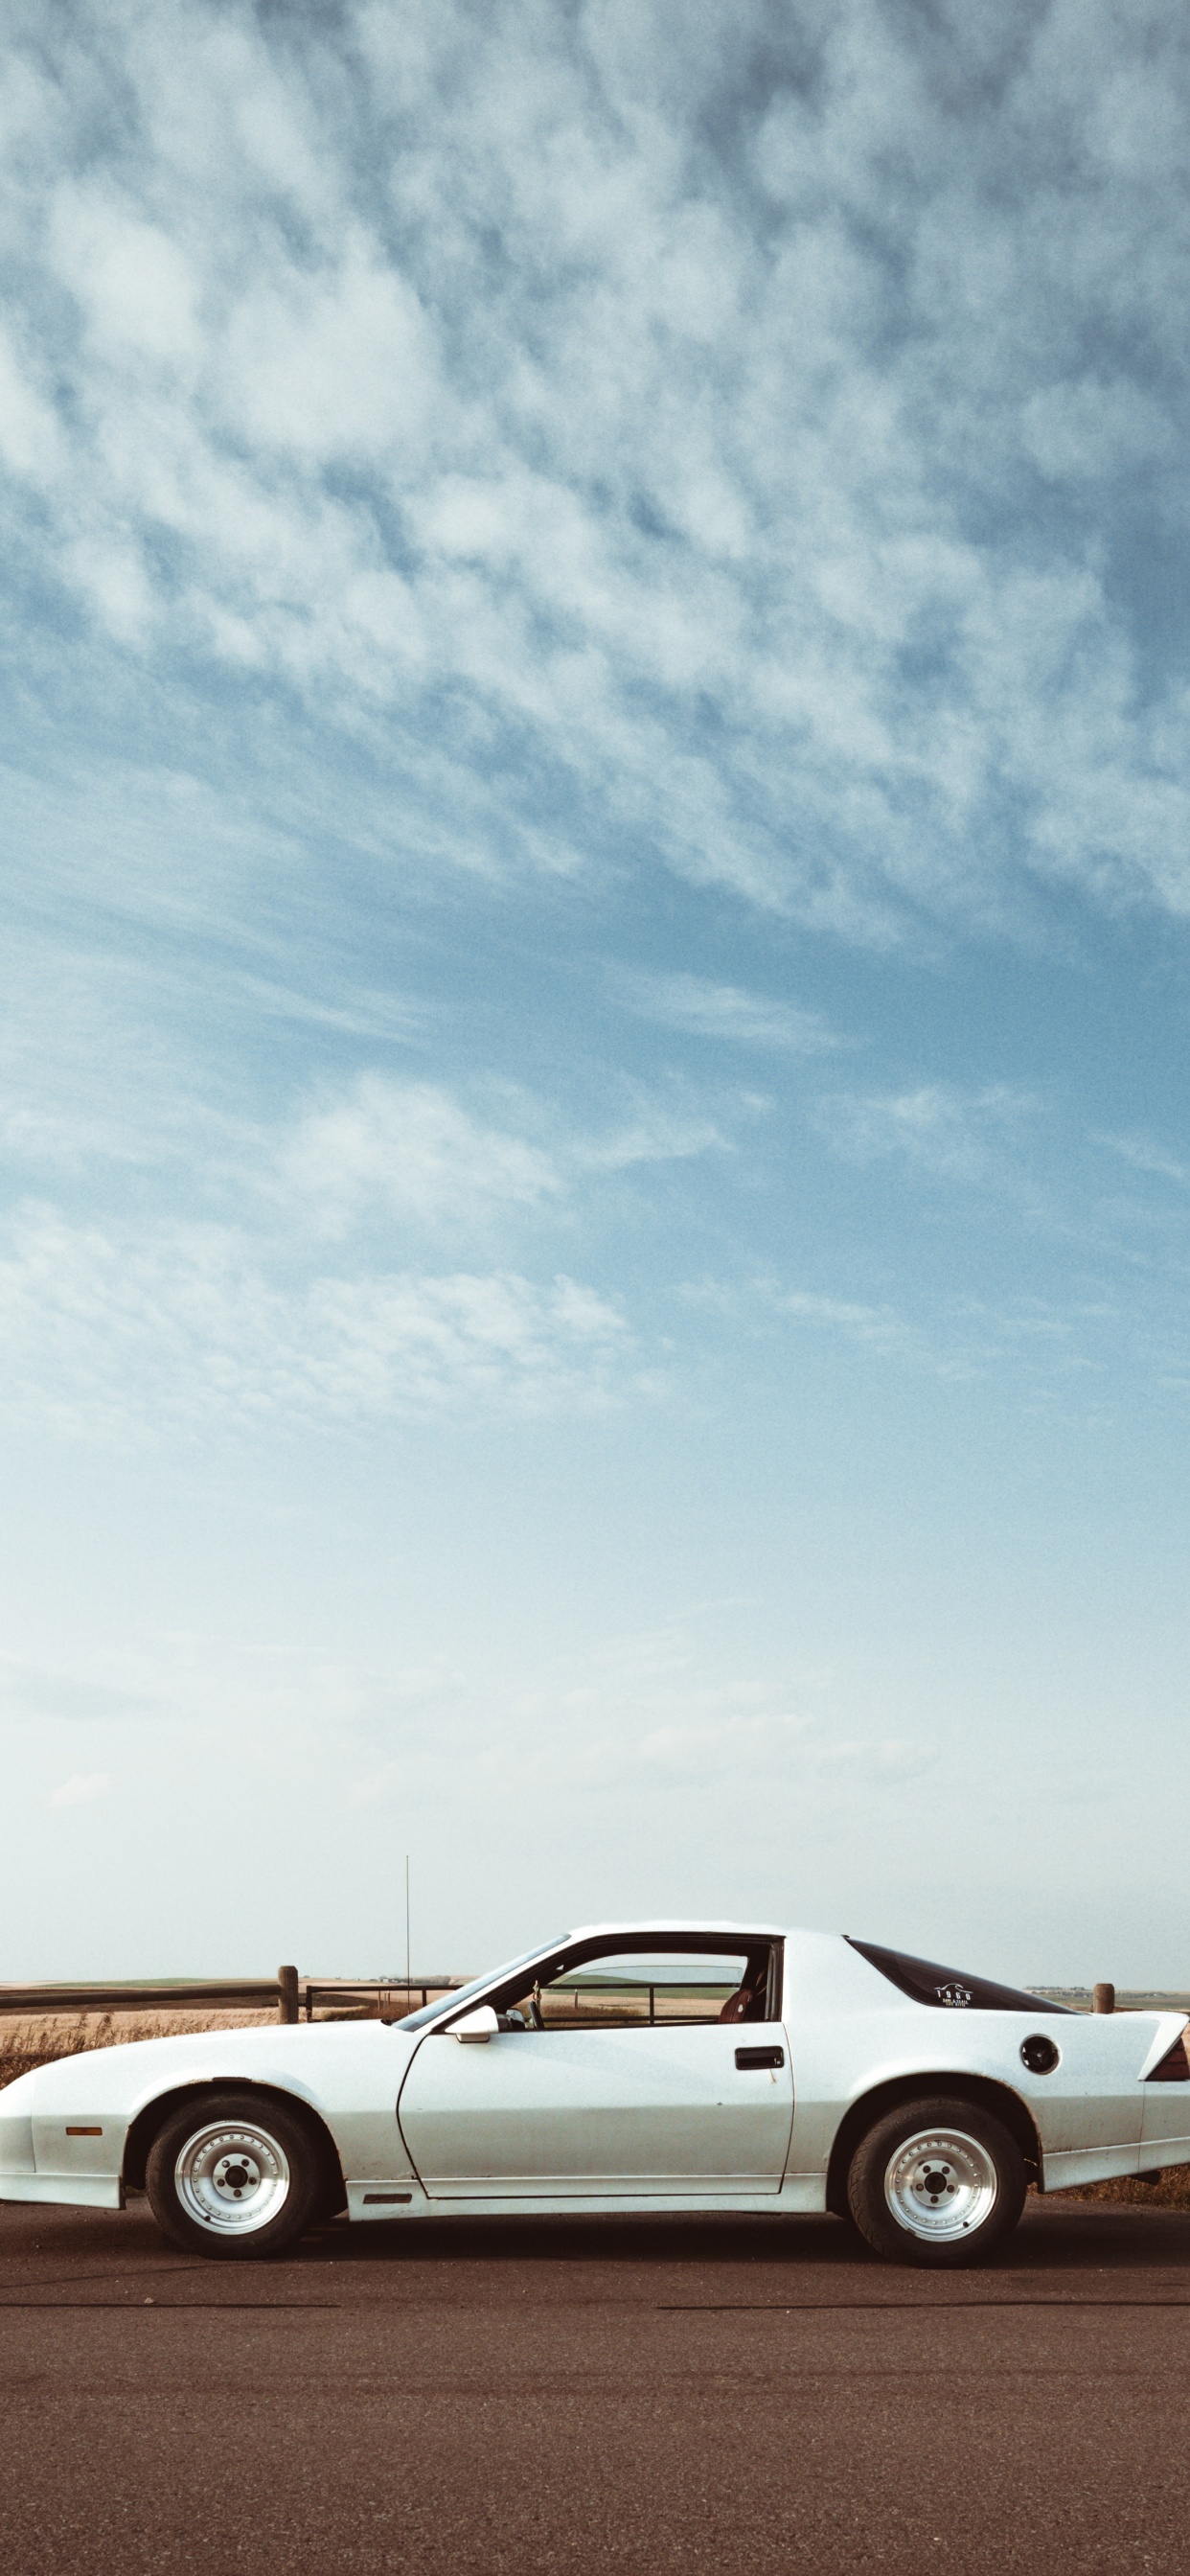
[{"xmin": 502, "ymin": 1947, "xmax": 773, "ymax": 2030}]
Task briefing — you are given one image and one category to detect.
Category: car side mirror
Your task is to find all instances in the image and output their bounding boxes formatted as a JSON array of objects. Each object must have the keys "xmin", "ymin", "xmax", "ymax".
[{"xmin": 449, "ymin": 2006, "xmax": 499, "ymax": 2044}]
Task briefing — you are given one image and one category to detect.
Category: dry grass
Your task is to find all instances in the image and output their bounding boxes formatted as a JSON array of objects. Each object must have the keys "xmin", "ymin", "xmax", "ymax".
[
  {"xmin": 0, "ymin": 2008, "xmax": 278, "ymax": 2091},
  {"xmin": 0, "ymin": 1997, "xmax": 447, "ymax": 2092},
  {"xmin": 1060, "ymin": 2169, "xmax": 1190, "ymax": 2209}
]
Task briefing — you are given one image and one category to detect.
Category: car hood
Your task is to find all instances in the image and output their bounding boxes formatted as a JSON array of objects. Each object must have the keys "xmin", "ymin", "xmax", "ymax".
[{"xmin": 0, "ymin": 2020, "xmax": 423, "ymax": 2120}]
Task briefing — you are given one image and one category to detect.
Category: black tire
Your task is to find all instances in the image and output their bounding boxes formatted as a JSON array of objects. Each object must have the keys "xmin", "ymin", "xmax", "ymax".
[
  {"xmin": 145, "ymin": 2090, "xmax": 323, "ymax": 2261},
  {"xmin": 847, "ymin": 2094, "xmax": 1026, "ymax": 2267}
]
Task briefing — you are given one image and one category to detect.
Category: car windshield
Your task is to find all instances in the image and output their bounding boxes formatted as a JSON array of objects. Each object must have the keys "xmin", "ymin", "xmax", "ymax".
[{"xmin": 394, "ymin": 1941, "xmax": 567, "ymax": 2031}]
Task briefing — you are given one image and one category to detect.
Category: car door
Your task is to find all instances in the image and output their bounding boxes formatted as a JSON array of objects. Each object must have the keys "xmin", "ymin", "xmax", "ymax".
[{"xmin": 396, "ymin": 1944, "xmax": 794, "ymax": 2201}]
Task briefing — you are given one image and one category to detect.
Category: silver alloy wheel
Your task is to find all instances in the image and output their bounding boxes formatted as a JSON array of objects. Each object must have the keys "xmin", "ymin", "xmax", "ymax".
[
  {"xmin": 883, "ymin": 2126, "xmax": 998, "ymax": 2242},
  {"xmin": 174, "ymin": 2118, "xmax": 291, "ymax": 2236}
]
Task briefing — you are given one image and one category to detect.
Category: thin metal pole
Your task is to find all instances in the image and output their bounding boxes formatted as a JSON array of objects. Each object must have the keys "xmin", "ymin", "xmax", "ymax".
[{"xmin": 405, "ymin": 1855, "xmax": 411, "ymax": 1992}]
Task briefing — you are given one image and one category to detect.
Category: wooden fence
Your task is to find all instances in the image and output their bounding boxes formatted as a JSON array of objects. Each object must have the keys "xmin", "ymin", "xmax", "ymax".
[{"xmin": 0, "ymin": 1970, "xmax": 466, "ymax": 2025}]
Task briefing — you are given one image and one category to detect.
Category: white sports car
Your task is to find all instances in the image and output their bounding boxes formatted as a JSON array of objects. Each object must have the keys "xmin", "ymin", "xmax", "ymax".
[{"xmin": 2, "ymin": 1922, "xmax": 1187, "ymax": 2267}]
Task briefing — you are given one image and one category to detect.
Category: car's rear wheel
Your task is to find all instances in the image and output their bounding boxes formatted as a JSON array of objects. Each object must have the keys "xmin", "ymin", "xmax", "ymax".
[
  {"xmin": 847, "ymin": 2095, "xmax": 1026, "ymax": 2266},
  {"xmin": 145, "ymin": 2091, "xmax": 321, "ymax": 2260}
]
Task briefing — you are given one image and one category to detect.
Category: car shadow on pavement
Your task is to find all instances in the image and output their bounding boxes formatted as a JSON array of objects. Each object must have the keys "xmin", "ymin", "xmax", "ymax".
[
  {"xmin": 7, "ymin": 2197, "xmax": 1190, "ymax": 2278},
  {"xmin": 292, "ymin": 2200, "xmax": 1190, "ymax": 2274}
]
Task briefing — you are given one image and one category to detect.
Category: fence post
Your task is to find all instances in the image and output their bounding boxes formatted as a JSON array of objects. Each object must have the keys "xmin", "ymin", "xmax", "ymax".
[
  {"xmin": 278, "ymin": 1964, "xmax": 300, "ymax": 2025},
  {"xmin": 1093, "ymin": 1981, "xmax": 1115, "ymax": 2015}
]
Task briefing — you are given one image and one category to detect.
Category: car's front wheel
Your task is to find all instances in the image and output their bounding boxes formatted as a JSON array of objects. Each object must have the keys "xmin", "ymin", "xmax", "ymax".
[
  {"xmin": 847, "ymin": 2095, "xmax": 1026, "ymax": 2266},
  {"xmin": 145, "ymin": 2091, "xmax": 321, "ymax": 2260}
]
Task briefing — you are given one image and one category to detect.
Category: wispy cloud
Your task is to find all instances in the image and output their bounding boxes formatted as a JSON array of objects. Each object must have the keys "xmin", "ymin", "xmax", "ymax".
[
  {"xmin": 275, "ymin": 1073, "xmax": 725, "ymax": 1233},
  {"xmin": 4, "ymin": 4, "xmax": 1190, "ymax": 940},
  {"xmin": 278, "ymin": 1077, "xmax": 561, "ymax": 1238},
  {"xmin": 48, "ymin": 1771, "xmax": 111, "ymax": 1809},
  {"xmin": 610, "ymin": 969, "xmax": 842, "ymax": 1053},
  {"xmin": 0, "ymin": 1206, "xmax": 634, "ymax": 1438},
  {"xmin": 678, "ymin": 1273, "xmax": 1126, "ymax": 1390},
  {"xmin": 575, "ymin": 1103, "xmax": 728, "ymax": 1173},
  {"xmin": 455, "ymin": 1615, "xmax": 936, "ymax": 1796},
  {"xmin": 0, "ymin": 1053, "xmax": 748, "ymax": 1438},
  {"xmin": 1098, "ymin": 1134, "xmax": 1190, "ymax": 1189},
  {"xmin": 816, "ymin": 1084, "xmax": 1037, "ymax": 1182},
  {"xmin": 770, "ymin": 1287, "xmax": 926, "ymax": 1363},
  {"xmin": 752, "ymin": 1280, "xmax": 987, "ymax": 1379}
]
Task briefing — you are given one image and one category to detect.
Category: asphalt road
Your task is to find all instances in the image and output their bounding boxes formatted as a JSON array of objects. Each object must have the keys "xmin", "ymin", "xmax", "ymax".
[{"xmin": 2, "ymin": 2196, "xmax": 1189, "ymax": 2573}]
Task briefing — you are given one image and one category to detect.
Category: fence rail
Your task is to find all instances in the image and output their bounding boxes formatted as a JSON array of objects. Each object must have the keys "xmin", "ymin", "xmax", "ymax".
[
  {"xmin": 298, "ymin": 1979, "xmax": 466, "ymax": 2020},
  {"xmin": 7, "ymin": 1973, "xmax": 1186, "ymax": 2026},
  {"xmin": 0, "ymin": 1970, "xmax": 467, "ymax": 2024}
]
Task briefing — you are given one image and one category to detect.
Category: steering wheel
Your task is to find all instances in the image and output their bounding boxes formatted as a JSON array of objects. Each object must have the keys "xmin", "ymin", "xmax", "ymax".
[{"xmin": 528, "ymin": 1993, "xmax": 545, "ymax": 2032}]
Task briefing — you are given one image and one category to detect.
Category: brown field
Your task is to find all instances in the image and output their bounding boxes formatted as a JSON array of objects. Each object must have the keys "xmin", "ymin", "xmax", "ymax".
[
  {"xmin": 1061, "ymin": 2168, "xmax": 1190, "ymax": 2208},
  {"xmin": 0, "ymin": 2008, "xmax": 280, "ymax": 2091}
]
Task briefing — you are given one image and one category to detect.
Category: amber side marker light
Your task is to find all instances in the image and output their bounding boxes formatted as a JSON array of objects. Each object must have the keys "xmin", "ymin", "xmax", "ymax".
[
  {"xmin": 1145, "ymin": 2038, "xmax": 1190, "ymax": 2082},
  {"xmin": 65, "ymin": 2126, "xmax": 103, "ymax": 2136}
]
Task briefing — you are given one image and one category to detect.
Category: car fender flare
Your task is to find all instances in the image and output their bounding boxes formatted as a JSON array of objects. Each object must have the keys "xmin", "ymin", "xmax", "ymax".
[
  {"xmin": 122, "ymin": 2077, "xmax": 345, "ymax": 2203},
  {"xmin": 824, "ymin": 2071, "xmax": 1042, "ymax": 2216}
]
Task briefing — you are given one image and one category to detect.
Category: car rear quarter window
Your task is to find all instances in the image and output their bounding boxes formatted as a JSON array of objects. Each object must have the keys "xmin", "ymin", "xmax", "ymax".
[{"xmin": 846, "ymin": 1937, "xmax": 1075, "ymax": 2013}]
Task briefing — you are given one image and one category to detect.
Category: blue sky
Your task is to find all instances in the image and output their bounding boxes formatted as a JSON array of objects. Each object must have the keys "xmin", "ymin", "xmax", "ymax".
[{"xmin": 3, "ymin": 0, "xmax": 1190, "ymax": 1984}]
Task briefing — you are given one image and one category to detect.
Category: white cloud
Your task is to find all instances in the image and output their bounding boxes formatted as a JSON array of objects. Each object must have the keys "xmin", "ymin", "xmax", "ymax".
[
  {"xmin": 50, "ymin": 189, "xmax": 201, "ymax": 366},
  {"xmin": 752, "ymin": 1281, "xmax": 977, "ymax": 1377},
  {"xmin": 772, "ymin": 1287, "xmax": 922, "ymax": 1361},
  {"xmin": 816, "ymin": 1084, "xmax": 1036, "ymax": 1180},
  {"xmin": 1098, "ymin": 1134, "xmax": 1190, "ymax": 1188},
  {"xmin": 678, "ymin": 1274, "xmax": 1110, "ymax": 1386},
  {"xmin": 279, "ymin": 1077, "xmax": 560, "ymax": 1236},
  {"xmin": 48, "ymin": 1771, "xmax": 111, "ymax": 1809},
  {"xmin": 3, "ymin": 2, "xmax": 1190, "ymax": 936},
  {"xmin": 487, "ymin": 1620, "xmax": 935, "ymax": 1794},
  {"xmin": 222, "ymin": 241, "xmax": 439, "ymax": 463},
  {"xmin": 275, "ymin": 1073, "xmax": 726, "ymax": 1230},
  {"xmin": 0, "ymin": 1204, "xmax": 632, "ymax": 1437},
  {"xmin": 611, "ymin": 969, "xmax": 841, "ymax": 1052},
  {"xmin": 0, "ymin": 1061, "xmax": 743, "ymax": 1439},
  {"xmin": 0, "ymin": 326, "xmax": 66, "ymax": 480},
  {"xmin": 576, "ymin": 1106, "xmax": 727, "ymax": 1174}
]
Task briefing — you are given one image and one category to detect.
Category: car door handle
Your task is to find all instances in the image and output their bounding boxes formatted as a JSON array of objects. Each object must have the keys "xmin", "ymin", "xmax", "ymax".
[{"xmin": 735, "ymin": 2046, "xmax": 784, "ymax": 2070}]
